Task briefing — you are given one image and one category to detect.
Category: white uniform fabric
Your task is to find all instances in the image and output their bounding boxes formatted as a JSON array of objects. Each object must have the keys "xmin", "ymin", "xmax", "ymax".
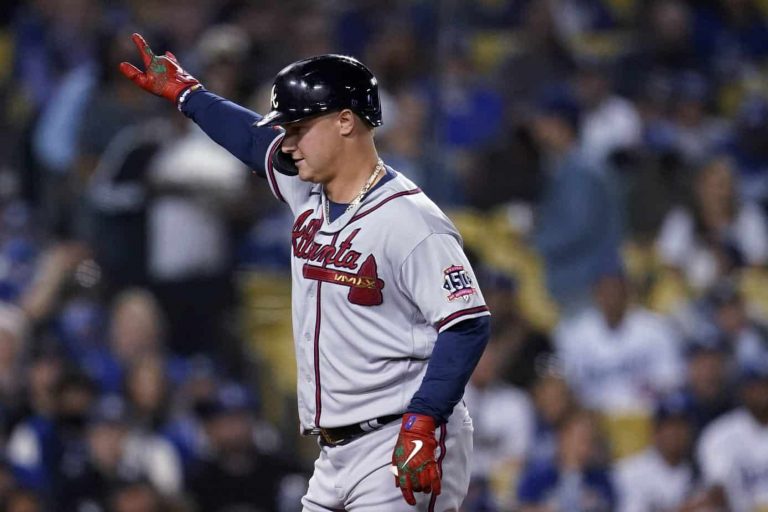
[
  {"xmin": 302, "ymin": 402, "xmax": 473, "ymax": 512},
  {"xmin": 614, "ymin": 448, "xmax": 695, "ymax": 512},
  {"xmin": 697, "ymin": 408, "xmax": 768, "ymax": 512},
  {"xmin": 555, "ymin": 307, "xmax": 683, "ymax": 414},
  {"xmin": 262, "ymin": 134, "xmax": 489, "ymax": 510}
]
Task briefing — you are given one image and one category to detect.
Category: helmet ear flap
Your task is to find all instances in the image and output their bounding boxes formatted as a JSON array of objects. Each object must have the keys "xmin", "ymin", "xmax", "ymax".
[{"xmin": 272, "ymin": 147, "xmax": 299, "ymax": 176}]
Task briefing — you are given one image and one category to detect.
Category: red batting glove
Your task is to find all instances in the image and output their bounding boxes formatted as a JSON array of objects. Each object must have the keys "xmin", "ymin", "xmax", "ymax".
[
  {"xmin": 118, "ymin": 33, "xmax": 201, "ymax": 106},
  {"xmin": 391, "ymin": 413, "xmax": 441, "ymax": 506}
]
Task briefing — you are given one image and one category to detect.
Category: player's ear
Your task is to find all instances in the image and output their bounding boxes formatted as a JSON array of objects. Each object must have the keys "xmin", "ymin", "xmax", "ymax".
[{"xmin": 338, "ymin": 109, "xmax": 356, "ymax": 136}]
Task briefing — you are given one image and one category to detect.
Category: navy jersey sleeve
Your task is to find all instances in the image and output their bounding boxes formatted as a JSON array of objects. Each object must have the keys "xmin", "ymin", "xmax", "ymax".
[
  {"xmin": 180, "ymin": 90, "xmax": 281, "ymax": 176},
  {"xmin": 407, "ymin": 315, "xmax": 490, "ymax": 424},
  {"xmin": 180, "ymin": 89, "xmax": 310, "ymax": 211}
]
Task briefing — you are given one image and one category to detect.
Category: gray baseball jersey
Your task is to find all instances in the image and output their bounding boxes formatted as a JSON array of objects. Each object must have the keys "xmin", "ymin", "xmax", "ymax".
[{"xmin": 263, "ymin": 134, "xmax": 490, "ymax": 431}]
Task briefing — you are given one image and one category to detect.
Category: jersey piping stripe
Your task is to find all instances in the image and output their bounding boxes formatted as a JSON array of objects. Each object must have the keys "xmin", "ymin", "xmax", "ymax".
[
  {"xmin": 436, "ymin": 305, "xmax": 490, "ymax": 332},
  {"xmin": 349, "ymin": 188, "xmax": 422, "ymax": 224},
  {"xmin": 313, "ymin": 281, "xmax": 323, "ymax": 426},
  {"xmin": 428, "ymin": 424, "xmax": 448, "ymax": 512},
  {"xmin": 313, "ymin": 229, "xmax": 339, "ymax": 427},
  {"xmin": 264, "ymin": 133, "xmax": 286, "ymax": 203}
]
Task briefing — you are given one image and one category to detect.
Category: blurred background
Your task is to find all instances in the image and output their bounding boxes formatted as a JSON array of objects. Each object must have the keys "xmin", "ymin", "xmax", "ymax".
[{"xmin": 1, "ymin": 0, "xmax": 768, "ymax": 511}]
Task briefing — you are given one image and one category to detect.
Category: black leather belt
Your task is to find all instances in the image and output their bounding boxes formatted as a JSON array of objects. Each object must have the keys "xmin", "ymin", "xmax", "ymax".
[{"xmin": 303, "ymin": 414, "xmax": 402, "ymax": 446}]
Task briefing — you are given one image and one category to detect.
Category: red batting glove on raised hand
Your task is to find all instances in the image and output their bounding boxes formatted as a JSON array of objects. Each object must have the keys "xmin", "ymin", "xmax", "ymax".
[
  {"xmin": 118, "ymin": 33, "xmax": 201, "ymax": 107},
  {"xmin": 391, "ymin": 413, "xmax": 441, "ymax": 506}
]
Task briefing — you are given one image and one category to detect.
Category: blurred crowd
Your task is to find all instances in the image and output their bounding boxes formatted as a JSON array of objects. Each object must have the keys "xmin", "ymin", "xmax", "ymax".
[{"xmin": 1, "ymin": 0, "xmax": 768, "ymax": 511}]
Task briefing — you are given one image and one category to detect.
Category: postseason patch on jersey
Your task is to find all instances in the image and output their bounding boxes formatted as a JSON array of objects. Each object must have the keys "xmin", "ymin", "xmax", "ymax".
[{"xmin": 443, "ymin": 265, "xmax": 476, "ymax": 302}]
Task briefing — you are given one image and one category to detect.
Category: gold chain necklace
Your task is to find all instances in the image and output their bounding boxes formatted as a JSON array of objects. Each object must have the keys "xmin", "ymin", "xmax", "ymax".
[{"xmin": 324, "ymin": 159, "xmax": 384, "ymax": 221}]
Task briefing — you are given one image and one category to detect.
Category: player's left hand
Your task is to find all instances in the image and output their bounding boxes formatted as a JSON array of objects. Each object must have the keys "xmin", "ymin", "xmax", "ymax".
[{"xmin": 391, "ymin": 413, "xmax": 441, "ymax": 505}]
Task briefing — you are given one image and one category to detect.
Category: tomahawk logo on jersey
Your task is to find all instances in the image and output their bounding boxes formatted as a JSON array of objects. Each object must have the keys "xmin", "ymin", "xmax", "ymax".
[{"xmin": 292, "ymin": 210, "xmax": 385, "ymax": 306}]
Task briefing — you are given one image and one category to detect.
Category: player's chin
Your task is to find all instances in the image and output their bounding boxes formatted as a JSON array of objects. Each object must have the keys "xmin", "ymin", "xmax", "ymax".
[{"xmin": 295, "ymin": 160, "xmax": 315, "ymax": 181}]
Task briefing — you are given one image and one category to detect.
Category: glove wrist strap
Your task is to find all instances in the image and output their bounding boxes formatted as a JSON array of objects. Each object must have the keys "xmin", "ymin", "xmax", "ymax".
[{"xmin": 177, "ymin": 84, "xmax": 204, "ymax": 111}]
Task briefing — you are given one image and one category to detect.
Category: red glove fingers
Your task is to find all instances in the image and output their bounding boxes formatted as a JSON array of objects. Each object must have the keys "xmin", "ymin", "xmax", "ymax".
[{"xmin": 118, "ymin": 33, "xmax": 201, "ymax": 105}]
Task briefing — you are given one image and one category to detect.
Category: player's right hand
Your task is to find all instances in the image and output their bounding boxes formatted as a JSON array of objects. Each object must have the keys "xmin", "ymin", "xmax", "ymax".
[{"xmin": 119, "ymin": 33, "xmax": 201, "ymax": 106}]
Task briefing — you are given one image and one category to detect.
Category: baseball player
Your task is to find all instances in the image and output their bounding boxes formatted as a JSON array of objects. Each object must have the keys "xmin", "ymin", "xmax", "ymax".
[{"xmin": 119, "ymin": 34, "xmax": 491, "ymax": 511}]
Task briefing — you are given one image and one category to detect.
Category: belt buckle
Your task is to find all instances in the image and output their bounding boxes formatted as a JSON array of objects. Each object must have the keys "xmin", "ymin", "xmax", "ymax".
[{"xmin": 319, "ymin": 428, "xmax": 337, "ymax": 446}]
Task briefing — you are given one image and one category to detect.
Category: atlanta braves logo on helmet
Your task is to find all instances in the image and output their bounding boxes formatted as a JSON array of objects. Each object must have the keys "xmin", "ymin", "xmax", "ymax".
[{"xmin": 271, "ymin": 84, "xmax": 279, "ymax": 108}]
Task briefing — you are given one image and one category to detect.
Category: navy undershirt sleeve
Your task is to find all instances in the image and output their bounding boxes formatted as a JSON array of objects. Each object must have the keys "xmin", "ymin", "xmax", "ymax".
[
  {"xmin": 407, "ymin": 315, "xmax": 491, "ymax": 424},
  {"xmin": 180, "ymin": 89, "xmax": 280, "ymax": 176}
]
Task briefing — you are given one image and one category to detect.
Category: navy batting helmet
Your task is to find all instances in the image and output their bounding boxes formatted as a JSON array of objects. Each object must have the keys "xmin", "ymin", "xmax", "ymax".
[{"xmin": 255, "ymin": 54, "xmax": 382, "ymax": 128}]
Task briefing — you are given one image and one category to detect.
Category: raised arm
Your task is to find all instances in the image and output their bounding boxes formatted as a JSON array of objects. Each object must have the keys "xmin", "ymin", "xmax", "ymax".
[{"xmin": 118, "ymin": 33, "xmax": 282, "ymax": 176}]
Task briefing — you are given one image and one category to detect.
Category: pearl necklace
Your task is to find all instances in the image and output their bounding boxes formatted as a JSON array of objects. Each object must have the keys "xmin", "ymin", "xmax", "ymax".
[{"xmin": 324, "ymin": 159, "xmax": 384, "ymax": 221}]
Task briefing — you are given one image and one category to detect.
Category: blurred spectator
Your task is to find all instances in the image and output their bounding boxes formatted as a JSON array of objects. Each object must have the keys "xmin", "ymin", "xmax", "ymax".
[
  {"xmin": 696, "ymin": 357, "xmax": 768, "ymax": 511},
  {"xmin": 496, "ymin": 315, "xmax": 555, "ymax": 393},
  {"xmin": 54, "ymin": 293, "xmax": 107, "ymax": 368},
  {"xmin": 680, "ymin": 339, "xmax": 735, "ymax": 437},
  {"xmin": 161, "ymin": 356, "xmax": 221, "ymax": 471},
  {"xmin": 80, "ymin": 287, "xmax": 168, "ymax": 394},
  {"xmin": 697, "ymin": 278, "xmax": 768, "ymax": 368},
  {"xmin": 639, "ymin": 1, "xmax": 701, "ymax": 75},
  {"xmin": 464, "ymin": 339, "xmax": 534, "ymax": 510},
  {"xmin": 517, "ymin": 409, "xmax": 614, "ymax": 512},
  {"xmin": 530, "ymin": 88, "xmax": 622, "ymax": 311},
  {"xmin": 472, "ymin": 264, "xmax": 554, "ymax": 391},
  {"xmin": 55, "ymin": 394, "xmax": 133, "ymax": 510},
  {"xmin": 556, "ymin": 271, "xmax": 684, "ymax": 458},
  {"xmin": 656, "ymin": 156, "xmax": 768, "ymax": 292},
  {"xmin": 19, "ymin": 241, "xmax": 90, "ymax": 325},
  {"xmin": 55, "ymin": 394, "xmax": 182, "ymax": 509},
  {"xmin": 645, "ymin": 71, "xmax": 731, "ymax": 168},
  {"xmin": 614, "ymin": 392, "xmax": 700, "ymax": 512},
  {"xmin": 463, "ymin": 123, "xmax": 543, "ymax": 211},
  {"xmin": 21, "ymin": 352, "xmax": 64, "ymax": 424},
  {"xmin": 124, "ymin": 353, "xmax": 169, "ymax": 431},
  {"xmin": 528, "ymin": 367, "xmax": 578, "ymax": 467},
  {"xmin": 728, "ymin": 94, "xmax": 768, "ymax": 208},
  {"xmin": 188, "ymin": 384, "xmax": 292, "ymax": 512},
  {"xmin": 7, "ymin": 369, "xmax": 96, "ymax": 494},
  {"xmin": 575, "ymin": 61, "xmax": 643, "ymax": 169},
  {"xmin": 108, "ymin": 288, "xmax": 162, "ymax": 361},
  {"xmin": 143, "ymin": 112, "xmax": 251, "ymax": 362}
]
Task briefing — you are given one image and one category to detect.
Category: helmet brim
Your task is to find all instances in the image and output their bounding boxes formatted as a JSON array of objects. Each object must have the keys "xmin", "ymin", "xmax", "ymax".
[{"xmin": 253, "ymin": 110, "xmax": 286, "ymax": 127}]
